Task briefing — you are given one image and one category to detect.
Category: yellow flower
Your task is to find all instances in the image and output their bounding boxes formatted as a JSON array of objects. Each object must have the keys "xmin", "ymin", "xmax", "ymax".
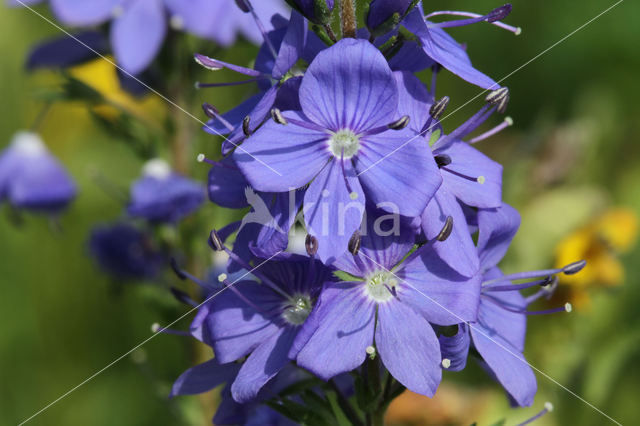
[
  {"xmin": 554, "ymin": 208, "xmax": 638, "ymax": 307},
  {"xmin": 69, "ymin": 57, "xmax": 165, "ymax": 122}
]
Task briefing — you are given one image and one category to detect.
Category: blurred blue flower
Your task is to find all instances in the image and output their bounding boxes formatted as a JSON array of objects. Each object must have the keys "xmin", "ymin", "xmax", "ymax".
[
  {"xmin": 0, "ymin": 131, "xmax": 76, "ymax": 214},
  {"xmin": 88, "ymin": 222, "xmax": 164, "ymax": 280},
  {"xmin": 127, "ymin": 159, "xmax": 204, "ymax": 224}
]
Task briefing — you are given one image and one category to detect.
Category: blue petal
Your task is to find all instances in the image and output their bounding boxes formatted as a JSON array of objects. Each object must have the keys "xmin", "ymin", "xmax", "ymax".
[
  {"xmin": 403, "ymin": 10, "xmax": 498, "ymax": 90},
  {"xmin": 26, "ymin": 31, "xmax": 107, "ymax": 70},
  {"xmin": 356, "ymin": 129, "xmax": 442, "ymax": 217},
  {"xmin": 421, "ymin": 187, "xmax": 479, "ymax": 277},
  {"xmin": 233, "ymin": 112, "xmax": 331, "ymax": 192},
  {"xmin": 50, "ymin": 0, "xmax": 118, "ymax": 26},
  {"xmin": 470, "ymin": 323, "xmax": 536, "ymax": 407},
  {"xmin": 376, "ymin": 299, "xmax": 442, "ymax": 397},
  {"xmin": 272, "ymin": 10, "xmax": 306, "ymax": 80},
  {"xmin": 170, "ymin": 358, "xmax": 239, "ymax": 397},
  {"xmin": 394, "ymin": 71, "xmax": 433, "ymax": 133},
  {"xmin": 231, "ymin": 327, "xmax": 297, "ymax": 403},
  {"xmin": 296, "ymin": 282, "xmax": 375, "ymax": 380},
  {"xmin": 438, "ymin": 323, "xmax": 470, "ymax": 372},
  {"xmin": 111, "ymin": 0, "xmax": 166, "ymax": 75},
  {"xmin": 207, "ymin": 155, "xmax": 250, "ymax": 209},
  {"xmin": 299, "ymin": 38, "xmax": 397, "ymax": 132},
  {"xmin": 207, "ymin": 281, "xmax": 283, "ymax": 363},
  {"xmin": 398, "ymin": 245, "xmax": 481, "ymax": 325},
  {"xmin": 304, "ymin": 159, "xmax": 365, "ymax": 264},
  {"xmin": 437, "ymin": 140, "xmax": 502, "ymax": 208},
  {"xmin": 476, "ymin": 203, "xmax": 521, "ymax": 270}
]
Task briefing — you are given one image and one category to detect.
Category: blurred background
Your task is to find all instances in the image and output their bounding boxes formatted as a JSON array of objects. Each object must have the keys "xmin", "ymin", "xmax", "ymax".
[{"xmin": 1, "ymin": 0, "xmax": 639, "ymax": 425}]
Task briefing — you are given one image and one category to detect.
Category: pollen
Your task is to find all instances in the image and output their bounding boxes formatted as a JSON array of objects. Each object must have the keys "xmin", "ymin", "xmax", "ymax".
[
  {"xmin": 441, "ymin": 358, "xmax": 451, "ymax": 369},
  {"xmin": 349, "ymin": 192, "xmax": 359, "ymax": 200},
  {"xmin": 477, "ymin": 175, "xmax": 486, "ymax": 184},
  {"xmin": 217, "ymin": 273, "xmax": 228, "ymax": 283},
  {"xmin": 329, "ymin": 129, "xmax": 360, "ymax": 159}
]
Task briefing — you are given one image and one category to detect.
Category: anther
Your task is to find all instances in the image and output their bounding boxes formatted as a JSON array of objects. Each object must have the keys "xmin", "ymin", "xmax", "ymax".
[
  {"xmin": 194, "ymin": 54, "xmax": 223, "ymax": 71},
  {"xmin": 430, "ymin": 96, "xmax": 450, "ymax": 120},
  {"xmin": 544, "ymin": 402, "xmax": 554, "ymax": 412},
  {"xmin": 170, "ymin": 287, "xmax": 195, "ymax": 306},
  {"xmin": 270, "ymin": 108, "xmax": 288, "ymax": 125},
  {"xmin": 170, "ymin": 258, "xmax": 187, "ymax": 280},
  {"xmin": 218, "ymin": 273, "xmax": 228, "ymax": 283},
  {"xmin": 202, "ymin": 102, "xmax": 219, "ymax": 119},
  {"xmin": 564, "ymin": 302, "xmax": 573, "ymax": 313},
  {"xmin": 209, "ymin": 229, "xmax": 225, "ymax": 251},
  {"xmin": 434, "ymin": 154, "xmax": 452, "ymax": 168},
  {"xmin": 234, "ymin": 0, "xmax": 250, "ymax": 12},
  {"xmin": 441, "ymin": 358, "xmax": 452, "ymax": 369},
  {"xmin": 485, "ymin": 87, "xmax": 509, "ymax": 113},
  {"xmin": 305, "ymin": 234, "xmax": 318, "ymax": 256},
  {"xmin": 487, "ymin": 4, "xmax": 512, "ymax": 22},
  {"xmin": 477, "ymin": 176, "xmax": 486, "ymax": 184},
  {"xmin": 348, "ymin": 231, "xmax": 361, "ymax": 255},
  {"xmin": 436, "ymin": 216, "xmax": 454, "ymax": 241},
  {"xmin": 388, "ymin": 115, "xmax": 410, "ymax": 130},
  {"xmin": 151, "ymin": 323, "xmax": 162, "ymax": 333},
  {"xmin": 562, "ymin": 259, "xmax": 586, "ymax": 275},
  {"xmin": 349, "ymin": 192, "xmax": 359, "ymax": 200},
  {"xmin": 242, "ymin": 115, "xmax": 251, "ymax": 136}
]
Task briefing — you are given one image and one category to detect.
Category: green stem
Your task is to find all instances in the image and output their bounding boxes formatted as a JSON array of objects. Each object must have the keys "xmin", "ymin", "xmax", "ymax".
[
  {"xmin": 340, "ymin": 0, "xmax": 357, "ymax": 38},
  {"xmin": 329, "ymin": 379, "xmax": 364, "ymax": 426}
]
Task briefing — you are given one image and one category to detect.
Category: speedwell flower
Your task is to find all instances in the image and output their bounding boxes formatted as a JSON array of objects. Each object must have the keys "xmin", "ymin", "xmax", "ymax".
[{"xmin": 234, "ymin": 39, "xmax": 441, "ymax": 262}]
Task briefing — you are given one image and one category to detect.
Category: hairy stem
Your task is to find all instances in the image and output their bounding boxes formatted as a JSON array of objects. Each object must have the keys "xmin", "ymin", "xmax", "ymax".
[{"xmin": 340, "ymin": 0, "xmax": 357, "ymax": 38}]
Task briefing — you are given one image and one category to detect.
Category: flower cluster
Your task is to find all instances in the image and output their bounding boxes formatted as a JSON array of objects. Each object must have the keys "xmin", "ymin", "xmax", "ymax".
[{"xmin": 167, "ymin": 1, "xmax": 584, "ymax": 423}]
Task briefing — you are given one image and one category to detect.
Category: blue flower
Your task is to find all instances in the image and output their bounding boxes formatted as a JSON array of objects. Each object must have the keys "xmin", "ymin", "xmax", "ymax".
[
  {"xmin": 0, "ymin": 131, "xmax": 76, "ymax": 213},
  {"xmin": 402, "ymin": 5, "xmax": 518, "ymax": 89},
  {"xmin": 233, "ymin": 39, "xmax": 442, "ymax": 262},
  {"xmin": 196, "ymin": 9, "xmax": 324, "ymax": 155},
  {"xmin": 196, "ymin": 248, "xmax": 336, "ymax": 403},
  {"xmin": 440, "ymin": 203, "xmax": 583, "ymax": 406},
  {"xmin": 12, "ymin": 0, "xmax": 288, "ymax": 74},
  {"xmin": 391, "ymin": 71, "xmax": 504, "ymax": 277},
  {"xmin": 296, "ymin": 215, "xmax": 480, "ymax": 397},
  {"xmin": 127, "ymin": 159, "xmax": 204, "ymax": 223},
  {"xmin": 88, "ymin": 222, "xmax": 164, "ymax": 280}
]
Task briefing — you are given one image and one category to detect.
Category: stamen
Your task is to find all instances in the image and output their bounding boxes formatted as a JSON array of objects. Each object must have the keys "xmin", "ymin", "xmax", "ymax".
[
  {"xmin": 151, "ymin": 323, "xmax": 190, "ymax": 336},
  {"xmin": 518, "ymin": 402, "xmax": 553, "ymax": 426},
  {"xmin": 485, "ymin": 87, "xmax": 510, "ymax": 113},
  {"xmin": 436, "ymin": 216, "xmax": 454, "ymax": 241},
  {"xmin": 481, "ymin": 260, "xmax": 586, "ymax": 285},
  {"xmin": 195, "ymin": 78, "xmax": 265, "ymax": 89},
  {"xmin": 484, "ymin": 295, "xmax": 572, "ymax": 316},
  {"xmin": 348, "ymin": 230, "xmax": 361, "ymax": 255},
  {"xmin": 305, "ymin": 234, "xmax": 318, "ymax": 257},
  {"xmin": 441, "ymin": 358, "xmax": 452, "ymax": 369},
  {"xmin": 238, "ymin": 0, "xmax": 279, "ymax": 60},
  {"xmin": 434, "ymin": 154, "xmax": 452, "ymax": 168},
  {"xmin": 387, "ymin": 115, "xmax": 410, "ymax": 130},
  {"xmin": 430, "ymin": 96, "xmax": 450, "ymax": 120},
  {"xmin": 270, "ymin": 108, "xmax": 288, "ymax": 125},
  {"xmin": 483, "ymin": 276, "xmax": 554, "ymax": 292},
  {"xmin": 427, "ymin": 6, "xmax": 521, "ymax": 35},
  {"xmin": 209, "ymin": 230, "xmax": 225, "ymax": 252},
  {"xmin": 468, "ymin": 116, "xmax": 513, "ymax": 144},
  {"xmin": 210, "ymin": 229, "xmax": 292, "ymax": 300},
  {"xmin": 440, "ymin": 166, "xmax": 484, "ymax": 184},
  {"xmin": 196, "ymin": 153, "xmax": 219, "ymax": 167},
  {"xmin": 170, "ymin": 258, "xmax": 211, "ymax": 289},
  {"xmin": 170, "ymin": 287, "xmax": 198, "ymax": 307},
  {"xmin": 202, "ymin": 103, "xmax": 235, "ymax": 132},
  {"xmin": 242, "ymin": 116, "xmax": 252, "ymax": 136}
]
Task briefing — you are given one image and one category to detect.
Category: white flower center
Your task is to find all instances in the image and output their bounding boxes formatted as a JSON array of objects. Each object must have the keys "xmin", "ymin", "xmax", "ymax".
[
  {"xmin": 365, "ymin": 271, "xmax": 398, "ymax": 303},
  {"xmin": 12, "ymin": 131, "xmax": 46, "ymax": 157},
  {"xmin": 142, "ymin": 158, "xmax": 171, "ymax": 180},
  {"xmin": 282, "ymin": 294, "xmax": 312, "ymax": 325},
  {"xmin": 329, "ymin": 129, "xmax": 360, "ymax": 159}
]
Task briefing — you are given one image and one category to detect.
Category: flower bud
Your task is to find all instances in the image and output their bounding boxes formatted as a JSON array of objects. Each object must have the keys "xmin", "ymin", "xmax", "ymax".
[{"xmin": 285, "ymin": 0, "xmax": 335, "ymax": 25}]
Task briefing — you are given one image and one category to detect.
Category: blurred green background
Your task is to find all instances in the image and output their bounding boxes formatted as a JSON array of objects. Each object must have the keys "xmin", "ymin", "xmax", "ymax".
[{"xmin": 1, "ymin": 0, "xmax": 640, "ymax": 425}]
